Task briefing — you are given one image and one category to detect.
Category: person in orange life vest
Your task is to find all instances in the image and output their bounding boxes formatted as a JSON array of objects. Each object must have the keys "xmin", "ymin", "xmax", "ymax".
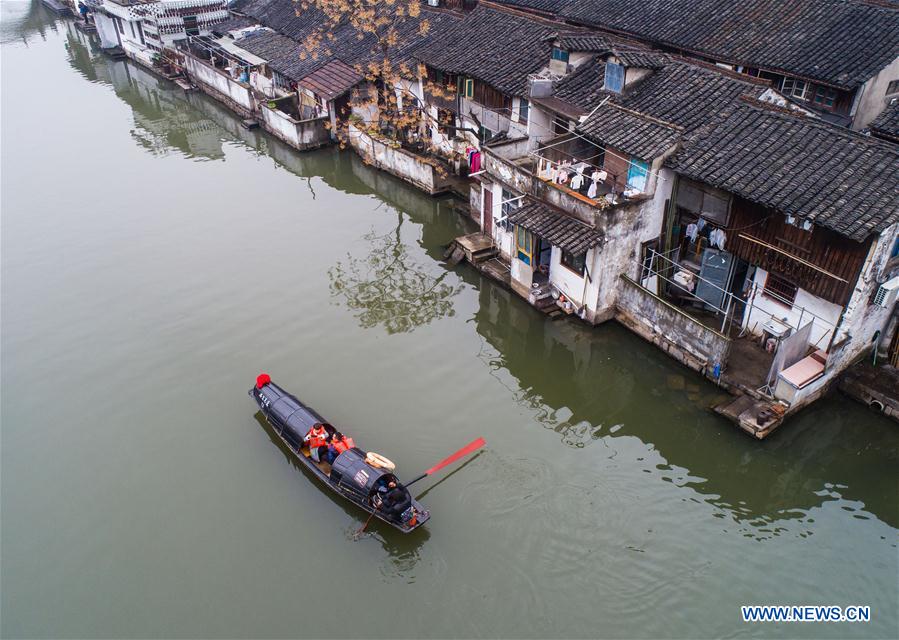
[
  {"xmin": 326, "ymin": 432, "xmax": 355, "ymax": 463},
  {"xmin": 304, "ymin": 424, "xmax": 330, "ymax": 462}
]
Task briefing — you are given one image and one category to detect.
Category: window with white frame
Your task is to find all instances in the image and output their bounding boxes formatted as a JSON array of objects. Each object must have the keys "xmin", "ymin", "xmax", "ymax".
[{"xmin": 781, "ymin": 77, "xmax": 808, "ymax": 100}]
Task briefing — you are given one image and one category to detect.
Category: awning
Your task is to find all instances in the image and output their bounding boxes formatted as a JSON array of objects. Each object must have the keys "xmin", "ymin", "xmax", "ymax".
[{"xmin": 508, "ymin": 200, "xmax": 603, "ymax": 254}]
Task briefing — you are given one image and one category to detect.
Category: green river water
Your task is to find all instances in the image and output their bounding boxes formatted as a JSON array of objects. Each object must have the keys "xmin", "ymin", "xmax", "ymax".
[{"xmin": 2, "ymin": 3, "xmax": 897, "ymax": 638}]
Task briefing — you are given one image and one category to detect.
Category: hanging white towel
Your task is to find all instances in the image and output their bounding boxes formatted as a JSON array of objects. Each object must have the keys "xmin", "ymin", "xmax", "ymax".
[{"xmin": 587, "ymin": 181, "xmax": 598, "ymax": 199}]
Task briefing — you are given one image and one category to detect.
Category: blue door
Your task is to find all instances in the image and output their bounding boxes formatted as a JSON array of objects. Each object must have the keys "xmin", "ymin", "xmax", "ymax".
[{"xmin": 627, "ymin": 159, "xmax": 650, "ymax": 192}]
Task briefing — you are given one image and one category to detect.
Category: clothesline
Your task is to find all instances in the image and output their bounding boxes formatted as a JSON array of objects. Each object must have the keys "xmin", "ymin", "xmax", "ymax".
[{"xmin": 487, "ymin": 104, "xmax": 669, "ymax": 182}]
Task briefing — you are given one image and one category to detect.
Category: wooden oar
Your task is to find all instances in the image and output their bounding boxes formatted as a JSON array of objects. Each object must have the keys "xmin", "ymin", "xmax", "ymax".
[
  {"xmin": 354, "ymin": 504, "xmax": 379, "ymax": 540},
  {"xmin": 405, "ymin": 437, "xmax": 486, "ymax": 487}
]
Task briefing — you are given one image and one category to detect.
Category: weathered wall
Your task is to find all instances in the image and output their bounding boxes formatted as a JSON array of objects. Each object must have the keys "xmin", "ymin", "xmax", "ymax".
[
  {"xmin": 589, "ymin": 168, "xmax": 673, "ymax": 323},
  {"xmin": 184, "ymin": 56, "xmax": 254, "ymax": 116},
  {"xmin": 778, "ymin": 223, "xmax": 899, "ymax": 410},
  {"xmin": 741, "ymin": 268, "xmax": 841, "ymax": 349},
  {"xmin": 259, "ymin": 104, "xmax": 329, "ymax": 150},
  {"xmin": 349, "ymin": 124, "xmax": 450, "ymax": 195},
  {"xmin": 94, "ymin": 13, "xmax": 119, "ymax": 49},
  {"xmin": 616, "ymin": 274, "xmax": 731, "ymax": 376},
  {"xmin": 851, "ymin": 56, "xmax": 899, "ymax": 130}
]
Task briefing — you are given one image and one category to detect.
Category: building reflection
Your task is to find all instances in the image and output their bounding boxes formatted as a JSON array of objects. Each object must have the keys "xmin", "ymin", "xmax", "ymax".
[
  {"xmin": 471, "ymin": 281, "xmax": 899, "ymax": 531},
  {"xmin": 1, "ymin": 0, "xmax": 61, "ymax": 46}
]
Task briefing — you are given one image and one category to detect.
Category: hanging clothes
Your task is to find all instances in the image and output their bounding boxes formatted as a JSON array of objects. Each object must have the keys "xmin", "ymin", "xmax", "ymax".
[
  {"xmin": 685, "ymin": 223, "xmax": 699, "ymax": 242},
  {"xmin": 587, "ymin": 180, "xmax": 598, "ymax": 199},
  {"xmin": 570, "ymin": 171, "xmax": 584, "ymax": 191},
  {"xmin": 470, "ymin": 151, "xmax": 481, "ymax": 174}
]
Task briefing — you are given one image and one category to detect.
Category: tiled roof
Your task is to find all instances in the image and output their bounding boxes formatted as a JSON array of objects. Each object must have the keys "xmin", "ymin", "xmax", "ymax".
[
  {"xmin": 553, "ymin": 57, "xmax": 607, "ymax": 112},
  {"xmin": 212, "ymin": 14, "xmax": 257, "ymax": 34},
  {"xmin": 668, "ymin": 103, "xmax": 899, "ymax": 242},
  {"xmin": 558, "ymin": 34, "xmax": 611, "ymax": 53},
  {"xmin": 415, "ymin": 6, "xmax": 559, "ymax": 97},
  {"xmin": 869, "ymin": 101, "xmax": 899, "ymax": 144},
  {"xmin": 299, "ymin": 59, "xmax": 363, "ymax": 100},
  {"xmin": 236, "ymin": 29, "xmax": 308, "ymax": 81},
  {"xmin": 494, "ymin": 0, "xmax": 563, "ymax": 14},
  {"xmin": 554, "ymin": 57, "xmax": 768, "ymax": 134},
  {"xmin": 613, "ymin": 49, "xmax": 669, "ymax": 69},
  {"xmin": 577, "ymin": 103, "xmax": 681, "ymax": 160},
  {"xmin": 509, "ymin": 200, "xmax": 603, "ymax": 253},
  {"xmin": 233, "ymin": 0, "xmax": 460, "ymax": 81},
  {"xmin": 553, "ymin": 0, "xmax": 899, "ymax": 90}
]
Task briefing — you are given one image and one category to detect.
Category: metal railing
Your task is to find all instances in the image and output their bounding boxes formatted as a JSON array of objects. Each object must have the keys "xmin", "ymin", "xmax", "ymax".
[{"xmin": 640, "ymin": 248, "xmax": 836, "ymax": 347}]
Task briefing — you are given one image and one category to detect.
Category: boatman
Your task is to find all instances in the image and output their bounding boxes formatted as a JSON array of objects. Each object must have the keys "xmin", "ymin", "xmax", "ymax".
[
  {"xmin": 304, "ymin": 424, "xmax": 330, "ymax": 462},
  {"xmin": 326, "ymin": 432, "xmax": 355, "ymax": 463},
  {"xmin": 377, "ymin": 479, "xmax": 412, "ymax": 522}
]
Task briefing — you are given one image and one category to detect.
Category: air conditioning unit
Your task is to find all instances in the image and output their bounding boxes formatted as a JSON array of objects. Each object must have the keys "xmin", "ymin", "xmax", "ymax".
[
  {"xmin": 529, "ymin": 77, "xmax": 553, "ymax": 98},
  {"xmin": 873, "ymin": 275, "xmax": 899, "ymax": 308},
  {"xmin": 427, "ymin": 0, "xmax": 439, "ymax": 6}
]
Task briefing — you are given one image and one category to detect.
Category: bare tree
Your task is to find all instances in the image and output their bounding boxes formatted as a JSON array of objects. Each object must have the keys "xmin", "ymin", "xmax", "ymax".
[{"xmin": 294, "ymin": 0, "xmax": 456, "ymax": 150}]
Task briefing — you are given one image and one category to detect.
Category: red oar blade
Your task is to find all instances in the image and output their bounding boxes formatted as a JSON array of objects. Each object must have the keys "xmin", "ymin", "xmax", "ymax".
[{"xmin": 425, "ymin": 437, "xmax": 486, "ymax": 476}]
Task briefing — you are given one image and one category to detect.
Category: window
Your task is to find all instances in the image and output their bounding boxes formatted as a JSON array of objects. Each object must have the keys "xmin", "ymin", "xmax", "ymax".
[
  {"xmin": 890, "ymin": 235, "xmax": 899, "ymax": 260},
  {"xmin": 812, "ymin": 85, "xmax": 837, "ymax": 108},
  {"xmin": 516, "ymin": 226, "xmax": 534, "ymax": 265},
  {"xmin": 463, "ymin": 78, "xmax": 474, "ymax": 98},
  {"xmin": 478, "ymin": 124, "xmax": 494, "ymax": 143},
  {"xmin": 626, "ymin": 158, "xmax": 649, "ymax": 192},
  {"xmin": 500, "ymin": 188, "xmax": 519, "ymax": 228},
  {"xmin": 183, "ymin": 15, "xmax": 199, "ymax": 36},
  {"xmin": 781, "ymin": 77, "xmax": 808, "ymax": 100},
  {"xmin": 763, "ymin": 272, "xmax": 798, "ymax": 305},
  {"xmin": 551, "ymin": 47, "xmax": 570, "ymax": 63},
  {"xmin": 561, "ymin": 249, "xmax": 587, "ymax": 276},
  {"xmin": 518, "ymin": 98, "xmax": 529, "ymax": 125},
  {"xmin": 886, "ymin": 79, "xmax": 899, "ymax": 96},
  {"xmin": 604, "ymin": 62, "xmax": 624, "ymax": 93}
]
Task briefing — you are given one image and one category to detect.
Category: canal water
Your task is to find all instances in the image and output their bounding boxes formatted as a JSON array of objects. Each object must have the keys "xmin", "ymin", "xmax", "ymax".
[{"xmin": 2, "ymin": 4, "xmax": 897, "ymax": 638}]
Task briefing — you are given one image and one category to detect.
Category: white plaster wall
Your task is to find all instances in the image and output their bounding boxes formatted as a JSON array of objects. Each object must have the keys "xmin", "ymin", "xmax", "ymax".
[
  {"xmin": 94, "ymin": 13, "xmax": 119, "ymax": 49},
  {"xmin": 484, "ymin": 181, "xmax": 515, "ymax": 259},
  {"xmin": 851, "ymin": 56, "xmax": 899, "ymax": 130},
  {"xmin": 741, "ymin": 268, "xmax": 842, "ymax": 349},
  {"xmin": 549, "ymin": 246, "xmax": 600, "ymax": 315},
  {"xmin": 261, "ymin": 105, "xmax": 301, "ymax": 146},
  {"xmin": 782, "ymin": 223, "xmax": 899, "ymax": 407},
  {"xmin": 590, "ymin": 167, "xmax": 675, "ymax": 322},
  {"xmin": 348, "ymin": 124, "xmax": 441, "ymax": 193},
  {"xmin": 829, "ymin": 223, "xmax": 899, "ymax": 362},
  {"xmin": 186, "ymin": 57, "xmax": 254, "ymax": 111},
  {"xmin": 528, "ymin": 103, "xmax": 555, "ymax": 149}
]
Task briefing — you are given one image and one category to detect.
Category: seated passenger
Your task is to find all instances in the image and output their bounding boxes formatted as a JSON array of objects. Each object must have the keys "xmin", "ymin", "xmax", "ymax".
[
  {"xmin": 304, "ymin": 423, "xmax": 330, "ymax": 463},
  {"xmin": 376, "ymin": 479, "xmax": 412, "ymax": 521},
  {"xmin": 326, "ymin": 432, "xmax": 355, "ymax": 464}
]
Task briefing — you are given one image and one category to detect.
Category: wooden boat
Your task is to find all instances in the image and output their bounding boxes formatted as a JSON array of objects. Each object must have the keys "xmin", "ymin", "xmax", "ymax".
[{"xmin": 249, "ymin": 374, "xmax": 430, "ymax": 533}]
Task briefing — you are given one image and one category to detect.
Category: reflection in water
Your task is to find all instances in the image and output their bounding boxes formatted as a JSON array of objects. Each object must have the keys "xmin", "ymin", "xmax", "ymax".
[
  {"xmin": 472, "ymin": 281, "xmax": 899, "ymax": 533},
  {"xmin": 65, "ymin": 27, "xmax": 230, "ymax": 161},
  {"xmin": 253, "ymin": 412, "xmax": 429, "ymax": 579},
  {"xmin": 329, "ymin": 213, "xmax": 462, "ymax": 334},
  {"xmin": 0, "ymin": 0, "xmax": 60, "ymax": 46}
]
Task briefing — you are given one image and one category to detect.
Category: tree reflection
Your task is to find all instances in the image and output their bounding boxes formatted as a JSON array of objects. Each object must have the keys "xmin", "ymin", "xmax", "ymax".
[{"xmin": 329, "ymin": 212, "xmax": 461, "ymax": 334}]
